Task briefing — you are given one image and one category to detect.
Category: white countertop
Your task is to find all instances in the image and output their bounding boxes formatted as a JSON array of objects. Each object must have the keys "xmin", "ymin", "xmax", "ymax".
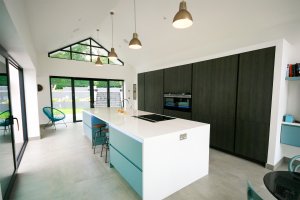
[{"xmin": 83, "ymin": 108, "xmax": 209, "ymax": 142}]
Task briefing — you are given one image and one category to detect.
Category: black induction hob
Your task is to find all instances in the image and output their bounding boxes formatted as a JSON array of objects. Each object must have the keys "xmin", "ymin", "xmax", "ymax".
[{"xmin": 134, "ymin": 114, "xmax": 175, "ymax": 122}]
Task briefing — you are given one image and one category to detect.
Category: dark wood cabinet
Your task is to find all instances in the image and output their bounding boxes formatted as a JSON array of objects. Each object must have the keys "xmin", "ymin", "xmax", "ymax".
[
  {"xmin": 235, "ymin": 47, "xmax": 275, "ymax": 163},
  {"xmin": 192, "ymin": 60, "xmax": 214, "ymax": 124},
  {"xmin": 163, "ymin": 109, "xmax": 191, "ymax": 120},
  {"xmin": 137, "ymin": 47, "xmax": 275, "ymax": 165},
  {"xmin": 144, "ymin": 70, "xmax": 164, "ymax": 114},
  {"xmin": 164, "ymin": 64, "xmax": 192, "ymax": 93},
  {"xmin": 138, "ymin": 73, "xmax": 145, "ymax": 110},
  {"xmin": 192, "ymin": 55, "xmax": 238, "ymax": 153}
]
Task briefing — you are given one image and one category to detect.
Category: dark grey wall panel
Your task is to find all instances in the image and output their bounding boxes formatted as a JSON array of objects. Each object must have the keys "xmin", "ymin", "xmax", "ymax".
[
  {"xmin": 163, "ymin": 109, "xmax": 192, "ymax": 120},
  {"xmin": 164, "ymin": 64, "xmax": 192, "ymax": 94},
  {"xmin": 192, "ymin": 55, "xmax": 239, "ymax": 153},
  {"xmin": 235, "ymin": 47, "xmax": 275, "ymax": 163},
  {"xmin": 144, "ymin": 70, "xmax": 164, "ymax": 114},
  {"xmin": 137, "ymin": 73, "xmax": 145, "ymax": 110}
]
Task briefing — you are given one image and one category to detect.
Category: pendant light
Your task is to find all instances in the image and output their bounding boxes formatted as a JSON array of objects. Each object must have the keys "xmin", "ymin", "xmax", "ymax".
[
  {"xmin": 129, "ymin": 0, "xmax": 142, "ymax": 49},
  {"xmin": 172, "ymin": 0, "xmax": 193, "ymax": 29},
  {"xmin": 95, "ymin": 29, "xmax": 103, "ymax": 66},
  {"xmin": 108, "ymin": 11, "xmax": 118, "ymax": 61}
]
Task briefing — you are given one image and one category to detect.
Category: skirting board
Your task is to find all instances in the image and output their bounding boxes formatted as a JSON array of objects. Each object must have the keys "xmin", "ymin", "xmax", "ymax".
[
  {"xmin": 265, "ymin": 157, "xmax": 285, "ymax": 170},
  {"xmin": 29, "ymin": 136, "xmax": 41, "ymax": 140}
]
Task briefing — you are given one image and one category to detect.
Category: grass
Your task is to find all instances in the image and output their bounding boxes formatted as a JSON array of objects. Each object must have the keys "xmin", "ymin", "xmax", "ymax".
[{"xmin": 54, "ymin": 108, "xmax": 84, "ymax": 115}]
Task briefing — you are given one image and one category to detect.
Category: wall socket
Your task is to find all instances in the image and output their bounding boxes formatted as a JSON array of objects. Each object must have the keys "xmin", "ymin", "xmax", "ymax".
[{"xmin": 180, "ymin": 133, "xmax": 187, "ymax": 140}]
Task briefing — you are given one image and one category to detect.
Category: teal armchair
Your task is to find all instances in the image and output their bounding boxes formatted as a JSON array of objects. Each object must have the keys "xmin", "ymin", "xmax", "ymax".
[
  {"xmin": 0, "ymin": 110, "xmax": 11, "ymax": 134},
  {"xmin": 43, "ymin": 107, "xmax": 67, "ymax": 129},
  {"xmin": 288, "ymin": 155, "xmax": 300, "ymax": 172},
  {"xmin": 247, "ymin": 181, "xmax": 263, "ymax": 200}
]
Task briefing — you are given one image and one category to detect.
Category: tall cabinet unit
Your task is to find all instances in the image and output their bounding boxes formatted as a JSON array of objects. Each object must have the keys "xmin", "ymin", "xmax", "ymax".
[
  {"xmin": 192, "ymin": 55, "xmax": 239, "ymax": 153},
  {"xmin": 144, "ymin": 70, "xmax": 164, "ymax": 114},
  {"xmin": 235, "ymin": 47, "xmax": 275, "ymax": 163},
  {"xmin": 138, "ymin": 73, "xmax": 145, "ymax": 110},
  {"xmin": 164, "ymin": 64, "xmax": 192, "ymax": 119}
]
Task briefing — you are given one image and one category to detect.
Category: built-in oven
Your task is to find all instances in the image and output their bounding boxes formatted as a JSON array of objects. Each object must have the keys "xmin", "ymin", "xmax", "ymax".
[{"xmin": 164, "ymin": 93, "xmax": 192, "ymax": 112}]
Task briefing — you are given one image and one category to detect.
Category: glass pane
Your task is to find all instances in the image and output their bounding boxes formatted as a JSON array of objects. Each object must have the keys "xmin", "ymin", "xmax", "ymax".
[
  {"xmin": 71, "ymin": 44, "xmax": 90, "ymax": 54},
  {"xmin": 0, "ymin": 55, "xmax": 15, "ymax": 196},
  {"xmin": 49, "ymin": 51, "xmax": 71, "ymax": 59},
  {"xmin": 110, "ymin": 59, "xmax": 123, "ymax": 66},
  {"xmin": 109, "ymin": 81, "xmax": 123, "ymax": 108},
  {"xmin": 91, "ymin": 40, "xmax": 100, "ymax": 47},
  {"xmin": 80, "ymin": 39, "xmax": 90, "ymax": 45},
  {"xmin": 72, "ymin": 53, "xmax": 91, "ymax": 62},
  {"xmin": 91, "ymin": 47, "xmax": 108, "ymax": 56},
  {"xmin": 92, "ymin": 56, "xmax": 109, "ymax": 64},
  {"xmin": 74, "ymin": 80, "xmax": 90, "ymax": 121},
  {"xmin": 94, "ymin": 81, "xmax": 108, "ymax": 108},
  {"xmin": 9, "ymin": 64, "xmax": 24, "ymax": 156},
  {"xmin": 50, "ymin": 78, "xmax": 73, "ymax": 123}
]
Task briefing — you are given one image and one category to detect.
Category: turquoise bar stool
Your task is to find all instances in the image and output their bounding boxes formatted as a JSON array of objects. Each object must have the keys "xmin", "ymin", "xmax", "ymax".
[
  {"xmin": 93, "ymin": 124, "xmax": 109, "ymax": 163},
  {"xmin": 247, "ymin": 181, "xmax": 263, "ymax": 200},
  {"xmin": 288, "ymin": 155, "xmax": 300, "ymax": 172}
]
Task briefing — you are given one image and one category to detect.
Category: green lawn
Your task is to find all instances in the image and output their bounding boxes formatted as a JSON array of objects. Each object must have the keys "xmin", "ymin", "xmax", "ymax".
[{"xmin": 54, "ymin": 108, "xmax": 84, "ymax": 115}]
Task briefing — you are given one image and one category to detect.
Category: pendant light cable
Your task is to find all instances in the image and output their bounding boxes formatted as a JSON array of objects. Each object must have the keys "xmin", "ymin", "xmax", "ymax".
[
  {"xmin": 111, "ymin": 12, "xmax": 114, "ymax": 48},
  {"xmin": 134, "ymin": 0, "xmax": 136, "ymax": 33},
  {"xmin": 129, "ymin": 0, "xmax": 142, "ymax": 49}
]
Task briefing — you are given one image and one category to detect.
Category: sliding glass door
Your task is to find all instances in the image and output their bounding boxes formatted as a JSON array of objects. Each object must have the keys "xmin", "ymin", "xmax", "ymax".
[
  {"xmin": 0, "ymin": 53, "xmax": 28, "ymax": 199},
  {"xmin": 0, "ymin": 55, "xmax": 15, "ymax": 199},
  {"xmin": 8, "ymin": 64, "xmax": 24, "ymax": 157},
  {"xmin": 50, "ymin": 77, "xmax": 124, "ymax": 123},
  {"xmin": 50, "ymin": 78, "xmax": 73, "ymax": 123},
  {"xmin": 74, "ymin": 79, "xmax": 91, "ymax": 121},
  {"xmin": 109, "ymin": 80, "xmax": 124, "ymax": 107},
  {"xmin": 93, "ymin": 80, "xmax": 108, "ymax": 108}
]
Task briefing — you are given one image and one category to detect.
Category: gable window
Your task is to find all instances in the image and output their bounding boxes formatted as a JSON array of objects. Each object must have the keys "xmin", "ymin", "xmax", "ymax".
[{"xmin": 48, "ymin": 38, "xmax": 124, "ymax": 66}]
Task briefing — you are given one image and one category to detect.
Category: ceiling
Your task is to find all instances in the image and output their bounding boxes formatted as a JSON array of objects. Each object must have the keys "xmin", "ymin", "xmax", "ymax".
[{"xmin": 24, "ymin": 0, "xmax": 300, "ymax": 72}]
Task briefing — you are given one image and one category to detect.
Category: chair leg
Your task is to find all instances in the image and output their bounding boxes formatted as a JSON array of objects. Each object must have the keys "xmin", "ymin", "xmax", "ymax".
[
  {"xmin": 105, "ymin": 144, "xmax": 108, "ymax": 163},
  {"xmin": 53, "ymin": 122, "xmax": 56, "ymax": 130},
  {"xmin": 101, "ymin": 144, "xmax": 104, "ymax": 157},
  {"xmin": 63, "ymin": 120, "xmax": 67, "ymax": 127},
  {"xmin": 44, "ymin": 120, "xmax": 51, "ymax": 129}
]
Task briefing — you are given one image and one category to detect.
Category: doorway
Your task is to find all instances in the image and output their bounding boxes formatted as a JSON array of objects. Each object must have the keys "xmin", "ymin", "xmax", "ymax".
[
  {"xmin": 0, "ymin": 54, "xmax": 28, "ymax": 199},
  {"xmin": 50, "ymin": 76, "xmax": 124, "ymax": 122}
]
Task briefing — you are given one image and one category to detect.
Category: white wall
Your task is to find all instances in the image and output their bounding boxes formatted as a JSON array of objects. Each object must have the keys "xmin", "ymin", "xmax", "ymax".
[
  {"xmin": 24, "ymin": 69, "xmax": 40, "ymax": 139},
  {"xmin": 1, "ymin": 0, "xmax": 41, "ymax": 139},
  {"xmin": 286, "ymin": 43, "xmax": 300, "ymax": 120},
  {"xmin": 37, "ymin": 55, "xmax": 136, "ymax": 124}
]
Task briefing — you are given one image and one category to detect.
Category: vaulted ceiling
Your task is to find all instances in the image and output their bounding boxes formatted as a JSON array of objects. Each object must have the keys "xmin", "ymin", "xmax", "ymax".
[{"xmin": 24, "ymin": 0, "xmax": 300, "ymax": 72}]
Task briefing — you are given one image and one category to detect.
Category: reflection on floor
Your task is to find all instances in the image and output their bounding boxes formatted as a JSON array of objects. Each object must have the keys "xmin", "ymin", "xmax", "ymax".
[
  {"xmin": 10, "ymin": 123, "xmax": 281, "ymax": 200},
  {"xmin": 0, "ymin": 129, "xmax": 15, "ymax": 198}
]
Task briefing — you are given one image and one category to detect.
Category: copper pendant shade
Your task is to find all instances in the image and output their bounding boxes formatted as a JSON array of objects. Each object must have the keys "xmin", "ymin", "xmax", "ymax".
[
  {"xmin": 129, "ymin": 0, "xmax": 142, "ymax": 49},
  {"xmin": 95, "ymin": 56, "xmax": 103, "ymax": 66},
  {"xmin": 108, "ymin": 47, "xmax": 118, "ymax": 60},
  {"xmin": 95, "ymin": 29, "xmax": 103, "ymax": 66},
  {"xmin": 173, "ymin": 1, "xmax": 193, "ymax": 29},
  {"xmin": 129, "ymin": 33, "xmax": 142, "ymax": 49},
  {"xmin": 109, "ymin": 11, "xmax": 118, "ymax": 61}
]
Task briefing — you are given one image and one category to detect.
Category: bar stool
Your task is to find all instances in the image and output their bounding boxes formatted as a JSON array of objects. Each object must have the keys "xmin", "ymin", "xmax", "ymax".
[{"xmin": 93, "ymin": 124, "xmax": 109, "ymax": 163}]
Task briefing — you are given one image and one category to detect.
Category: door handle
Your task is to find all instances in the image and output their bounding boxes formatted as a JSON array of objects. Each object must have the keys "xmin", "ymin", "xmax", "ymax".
[{"xmin": 12, "ymin": 117, "xmax": 19, "ymax": 131}]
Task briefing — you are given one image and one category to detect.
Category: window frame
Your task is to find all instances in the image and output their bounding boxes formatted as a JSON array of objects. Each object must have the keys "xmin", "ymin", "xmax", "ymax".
[{"xmin": 48, "ymin": 38, "xmax": 124, "ymax": 66}]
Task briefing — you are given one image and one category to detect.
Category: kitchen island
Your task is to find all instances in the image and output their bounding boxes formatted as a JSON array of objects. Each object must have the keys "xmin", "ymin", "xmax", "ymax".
[{"xmin": 83, "ymin": 108, "xmax": 210, "ymax": 200}]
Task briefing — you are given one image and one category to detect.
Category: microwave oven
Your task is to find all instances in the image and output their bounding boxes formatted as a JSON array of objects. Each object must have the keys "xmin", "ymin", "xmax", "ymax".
[{"xmin": 163, "ymin": 93, "xmax": 192, "ymax": 112}]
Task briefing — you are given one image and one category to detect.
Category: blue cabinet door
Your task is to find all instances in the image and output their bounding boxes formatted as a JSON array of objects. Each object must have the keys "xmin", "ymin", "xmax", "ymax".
[
  {"xmin": 110, "ymin": 146, "xmax": 143, "ymax": 197},
  {"xmin": 109, "ymin": 126, "xmax": 142, "ymax": 170}
]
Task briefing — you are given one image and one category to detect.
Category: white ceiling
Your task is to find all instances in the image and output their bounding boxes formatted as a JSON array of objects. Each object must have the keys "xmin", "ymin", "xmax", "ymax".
[{"xmin": 25, "ymin": 0, "xmax": 300, "ymax": 72}]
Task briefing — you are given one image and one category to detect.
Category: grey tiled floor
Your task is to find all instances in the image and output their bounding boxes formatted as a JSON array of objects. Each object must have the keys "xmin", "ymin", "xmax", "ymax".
[{"xmin": 10, "ymin": 123, "xmax": 278, "ymax": 200}]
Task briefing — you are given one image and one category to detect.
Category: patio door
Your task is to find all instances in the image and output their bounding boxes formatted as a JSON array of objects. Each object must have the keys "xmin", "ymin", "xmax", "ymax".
[
  {"xmin": 0, "ymin": 54, "xmax": 28, "ymax": 199},
  {"xmin": 50, "ymin": 76, "xmax": 124, "ymax": 123},
  {"xmin": 74, "ymin": 79, "xmax": 91, "ymax": 121}
]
